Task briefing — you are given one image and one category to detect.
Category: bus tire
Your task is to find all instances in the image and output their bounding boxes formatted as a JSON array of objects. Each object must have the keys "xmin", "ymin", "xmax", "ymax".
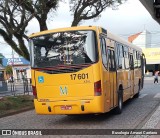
[{"xmin": 115, "ymin": 90, "xmax": 123, "ymax": 114}]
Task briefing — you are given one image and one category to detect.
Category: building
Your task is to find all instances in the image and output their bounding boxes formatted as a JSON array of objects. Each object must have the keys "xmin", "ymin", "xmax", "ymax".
[
  {"xmin": 128, "ymin": 30, "xmax": 152, "ymax": 48},
  {"xmin": 2, "ymin": 57, "xmax": 31, "ymax": 81},
  {"xmin": 0, "ymin": 65, "xmax": 8, "ymax": 91},
  {"xmin": 128, "ymin": 30, "xmax": 160, "ymax": 75},
  {"xmin": 142, "ymin": 48, "xmax": 160, "ymax": 72},
  {"xmin": 0, "ymin": 65, "xmax": 6, "ymax": 80}
]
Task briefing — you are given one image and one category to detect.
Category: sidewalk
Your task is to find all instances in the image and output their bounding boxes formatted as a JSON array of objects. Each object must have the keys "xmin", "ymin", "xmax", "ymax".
[
  {"xmin": 0, "ymin": 81, "xmax": 32, "ymax": 97},
  {"xmin": 0, "ymin": 89, "xmax": 33, "ymax": 98},
  {"xmin": 142, "ymin": 77, "xmax": 160, "ymax": 137},
  {"xmin": 150, "ymin": 115, "xmax": 160, "ymax": 138},
  {"xmin": 144, "ymin": 76, "xmax": 154, "ymax": 81},
  {"xmin": 142, "ymin": 105, "xmax": 160, "ymax": 129}
]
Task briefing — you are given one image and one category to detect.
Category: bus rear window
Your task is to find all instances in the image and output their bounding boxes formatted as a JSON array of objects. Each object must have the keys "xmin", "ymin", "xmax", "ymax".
[{"xmin": 30, "ymin": 30, "xmax": 98, "ymax": 68}]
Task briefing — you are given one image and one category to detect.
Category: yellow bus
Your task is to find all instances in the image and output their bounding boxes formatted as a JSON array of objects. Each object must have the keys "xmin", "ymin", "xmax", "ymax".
[{"xmin": 29, "ymin": 26, "xmax": 145, "ymax": 115}]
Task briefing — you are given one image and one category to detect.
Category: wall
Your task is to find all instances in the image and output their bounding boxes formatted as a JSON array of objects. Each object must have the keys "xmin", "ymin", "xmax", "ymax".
[
  {"xmin": 132, "ymin": 30, "xmax": 151, "ymax": 48},
  {"xmin": 12, "ymin": 65, "xmax": 31, "ymax": 81}
]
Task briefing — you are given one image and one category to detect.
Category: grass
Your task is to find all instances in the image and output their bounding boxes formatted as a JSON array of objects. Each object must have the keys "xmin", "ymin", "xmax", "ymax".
[{"xmin": 0, "ymin": 95, "xmax": 34, "ymax": 117}]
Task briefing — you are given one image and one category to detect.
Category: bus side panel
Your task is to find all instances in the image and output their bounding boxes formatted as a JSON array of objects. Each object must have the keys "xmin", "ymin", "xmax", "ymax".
[
  {"xmin": 117, "ymin": 70, "xmax": 127, "ymax": 101},
  {"xmin": 113, "ymin": 72, "xmax": 118, "ymax": 108},
  {"xmin": 130, "ymin": 70, "xmax": 134, "ymax": 97},
  {"xmin": 100, "ymin": 65, "xmax": 111, "ymax": 112},
  {"xmin": 124, "ymin": 69, "xmax": 132, "ymax": 100},
  {"xmin": 134, "ymin": 68, "xmax": 141, "ymax": 94}
]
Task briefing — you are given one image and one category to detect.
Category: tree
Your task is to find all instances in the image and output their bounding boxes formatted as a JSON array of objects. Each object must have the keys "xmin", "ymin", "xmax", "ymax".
[
  {"xmin": 0, "ymin": 0, "xmax": 59, "ymax": 61},
  {"xmin": 5, "ymin": 65, "xmax": 13, "ymax": 75},
  {"xmin": 0, "ymin": 53, "xmax": 4, "ymax": 65},
  {"xmin": 0, "ymin": 0, "xmax": 33, "ymax": 60},
  {"xmin": 0, "ymin": 0, "xmax": 127, "ymax": 60},
  {"xmin": 0, "ymin": 53, "xmax": 4, "ymax": 58},
  {"xmin": 15, "ymin": 0, "xmax": 59, "ymax": 31},
  {"xmin": 70, "ymin": 0, "xmax": 127, "ymax": 26}
]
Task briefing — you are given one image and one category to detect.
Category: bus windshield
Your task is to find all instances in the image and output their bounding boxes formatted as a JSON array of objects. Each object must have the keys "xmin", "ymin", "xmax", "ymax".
[{"xmin": 30, "ymin": 30, "xmax": 97, "ymax": 68}]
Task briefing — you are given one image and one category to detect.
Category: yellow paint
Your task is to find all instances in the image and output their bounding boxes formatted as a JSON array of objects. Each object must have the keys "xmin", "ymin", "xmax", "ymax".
[{"xmin": 30, "ymin": 26, "xmax": 143, "ymax": 115}]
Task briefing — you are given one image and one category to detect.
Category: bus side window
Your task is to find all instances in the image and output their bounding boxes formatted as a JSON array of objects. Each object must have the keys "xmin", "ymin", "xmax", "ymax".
[
  {"xmin": 100, "ymin": 38, "xmax": 108, "ymax": 69},
  {"xmin": 124, "ymin": 46, "xmax": 129, "ymax": 69},
  {"xmin": 119, "ymin": 44, "xmax": 124, "ymax": 69},
  {"xmin": 108, "ymin": 49, "xmax": 112, "ymax": 70},
  {"xmin": 111, "ymin": 50, "xmax": 116, "ymax": 71},
  {"xmin": 107, "ymin": 49, "xmax": 116, "ymax": 71},
  {"xmin": 115, "ymin": 43, "xmax": 119, "ymax": 69},
  {"xmin": 137, "ymin": 52, "xmax": 141, "ymax": 68},
  {"xmin": 133, "ymin": 50, "xmax": 138, "ymax": 68},
  {"xmin": 129, "ymin": 54, "xmax": 134, "ymax": 70}
]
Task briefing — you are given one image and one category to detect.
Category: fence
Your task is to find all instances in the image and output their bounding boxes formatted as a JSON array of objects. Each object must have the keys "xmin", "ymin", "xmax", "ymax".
[{"xmin": 0, "ymin": 78, "xmax": 32, "ymax": 96}]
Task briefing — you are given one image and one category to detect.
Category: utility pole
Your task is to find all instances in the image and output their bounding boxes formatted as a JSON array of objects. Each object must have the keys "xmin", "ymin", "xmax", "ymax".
[
  {"xmin": 11, "ymin": 49, "xmax": 15, "ymax": 80},
  {"xmin": 12, "ymin": 49, "xmax": 14, "ymax": 65}
]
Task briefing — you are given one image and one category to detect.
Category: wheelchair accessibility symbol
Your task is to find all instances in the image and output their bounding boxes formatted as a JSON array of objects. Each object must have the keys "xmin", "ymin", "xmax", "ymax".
[{"xmin": 38, "ymin": 76, "xmax": 44, "ymax": 83}]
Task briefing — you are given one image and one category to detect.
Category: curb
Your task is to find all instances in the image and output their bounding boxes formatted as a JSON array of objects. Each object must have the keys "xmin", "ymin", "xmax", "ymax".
[{"xmin": 0, "ymin": 107, "xmax": 34, "ymax": 118}]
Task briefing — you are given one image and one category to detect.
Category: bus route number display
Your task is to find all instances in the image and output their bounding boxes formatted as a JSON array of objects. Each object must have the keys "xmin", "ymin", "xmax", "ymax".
[{"xmin": 70, "ymin": 73, "xmax": 89, "ymax": 80}]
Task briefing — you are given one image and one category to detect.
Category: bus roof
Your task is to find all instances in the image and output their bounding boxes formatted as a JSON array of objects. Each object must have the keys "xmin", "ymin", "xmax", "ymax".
[
  {"xmin": 107, "ymin": 31, "xmax": 142, "ymax": 52},
  {"xmin": 29, "ymin": 26, "xmax": 98, "ymax": 38},
  {"xmin": 29, "ymin": 26, "xmax": 142, "ymax": 53}
]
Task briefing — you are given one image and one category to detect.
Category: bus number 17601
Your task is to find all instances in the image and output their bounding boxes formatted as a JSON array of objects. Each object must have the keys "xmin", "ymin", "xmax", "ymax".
[{"xmin": 70, "ymin": 73, "xmax": 89, "ymax": 80}]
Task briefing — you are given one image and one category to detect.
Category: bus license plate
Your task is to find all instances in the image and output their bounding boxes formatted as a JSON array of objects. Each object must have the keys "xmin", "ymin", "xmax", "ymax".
[{"xmin": 61, "ymin": 105, "xmax": 72, "ymax": 110}]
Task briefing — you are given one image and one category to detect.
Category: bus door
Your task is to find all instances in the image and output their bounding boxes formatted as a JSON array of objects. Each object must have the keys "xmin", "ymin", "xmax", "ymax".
[
  {"xmin": 100, "ymin": 37, "xmax": 110, "ymax": 111},
  {"xmin": 108, "ymin": 49, "xmax": 117, "ymax": 108},
  {"xmin": 140, "ymin": 54, "xmax": 146, "ymax": 89},
  {"xmin": 129, "ymin": 54, "xmax": 134, "ymax": 97}
]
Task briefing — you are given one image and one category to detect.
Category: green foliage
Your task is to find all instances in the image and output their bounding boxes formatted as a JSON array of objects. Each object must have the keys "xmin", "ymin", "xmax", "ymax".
[
  {"xmin": 0, "ymin": 53, "xmax": 4, "ymax": 65},
  {"xmin": 0, "ymin": 53, "xmax": 4, "ymax": 58},
  {"xmin": 70, "ymin": 0, "xmax": 127, "ymax": 26},
  {"xmin": 0, "ymin": 0, "xmax": 60, "ymax": 61},
  {"xmin": 0, "ymin": 95, "xmax": 34, "ymax": 116},
  {"xmin": 0, "ymin": 0, "xmax": 127, "ymax": 60},
  {"xmin": 5, "ymin": 65, "xmax": 13, "ymax": 75}
]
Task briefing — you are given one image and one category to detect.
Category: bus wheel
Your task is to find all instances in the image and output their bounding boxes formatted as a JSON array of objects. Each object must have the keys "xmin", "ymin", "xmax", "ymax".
[{"xmin": 115, "ymin": 90, "xmax": 123, "ymax": 114}]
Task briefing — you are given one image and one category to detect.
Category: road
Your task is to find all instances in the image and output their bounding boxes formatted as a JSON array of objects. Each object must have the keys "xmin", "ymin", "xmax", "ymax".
[{"xmin": 0, "ymin": 78, "xmax": 160, "ymax": 137}]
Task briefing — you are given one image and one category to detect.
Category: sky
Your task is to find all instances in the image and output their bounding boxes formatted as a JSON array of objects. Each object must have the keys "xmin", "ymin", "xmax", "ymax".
[{"xmin": 1, "ymin": 0, "xmax": 160, "ymax": 58}]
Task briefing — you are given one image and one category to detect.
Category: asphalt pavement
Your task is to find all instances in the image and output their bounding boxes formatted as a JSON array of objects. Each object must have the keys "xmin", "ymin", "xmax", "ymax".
[{"xmin": 0, "ymin": 76, "xmax": 160, "ymax": 136}]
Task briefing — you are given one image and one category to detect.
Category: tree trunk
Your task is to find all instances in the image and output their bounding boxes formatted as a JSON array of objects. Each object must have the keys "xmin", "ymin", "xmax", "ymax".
[
  {"xmin": 37, "ymin": 17, "xmax": 48, "ymax": 31},
  {"xmin": 71, "ymin": 19, "xmax": 80, "ymax": 26}
]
